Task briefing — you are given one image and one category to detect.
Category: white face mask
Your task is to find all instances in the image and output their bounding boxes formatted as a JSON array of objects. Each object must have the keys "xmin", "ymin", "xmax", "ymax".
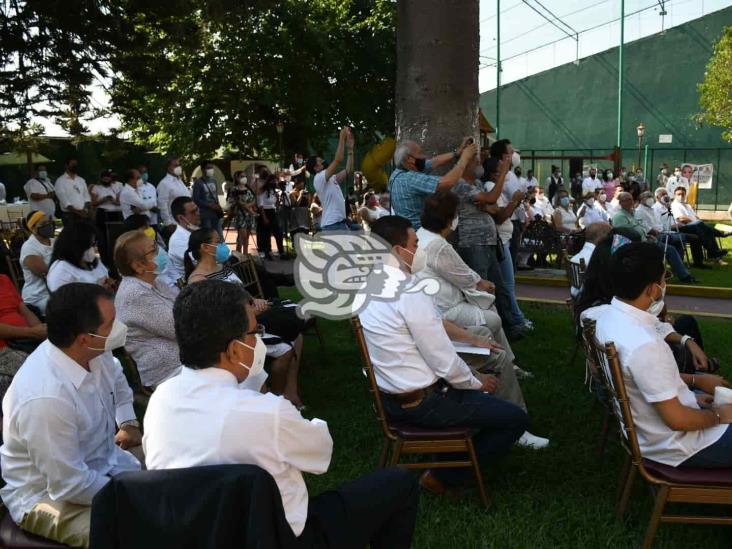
[
  {"xmin": 607, "ymin": 172, "xmax": 614, "ymax": 179},
  {"xmin": 205, "ymin": 168, "xmax": 215, "ymax": 178},
  {"xmin": 644, "ymin": 198, "xmax": 654, "ymax": 207},
  {"xmin": 236, "ymin": 335, "xmax": 266, "ymax": 378},
  {"xmin": 450, "ymin": 216, "xmax": 459, "ymax": 231},
  {"xmin": 398, "ymin": 246, "xmax": 422, "ymax": 273},
  {"xmin": 511, "ymin": 151, "xmax": 521, "ymax": 168},
  {"xmin": 83, "ymin": 247, "xmax": 96, "ymax": 263},
  {"xmin": 173, "ymin": 166, "xmax": 183, "ymax": 177},
  {"xmin": 646, "ymin": 283, "xmax": 666, "ymax": 317},
  {"xmin": 598, "ymin": 193, "xmax": 607, "ymax": 203},
  {"xmin": 239, "ymin": 176, "xmax": 247, "ymax": 185},
  {"xmin": 87, "ymin": 319, "xmax": 128, "ymax": 352},
  {"xmin": 585, "ymin": 198, "xmax": 595, "ymax": 207}
]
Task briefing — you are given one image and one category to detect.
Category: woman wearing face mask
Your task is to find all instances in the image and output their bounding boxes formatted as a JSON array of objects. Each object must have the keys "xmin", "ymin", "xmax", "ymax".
[
  {"xmin": 577, "ymin": 191, "xmax": 608, "ymax": 229},
  {"xmin": 256, "ymin": 174, "xmax": 286, "ymax": 260},
  {"xmin": 19, "ymin": 211, "xmax": 55, "ymax": 315},
  {"xmin": 602, "ymin": 169, "xmax": 619, "ymax": 200},
  {"xmin": 357, "ymin": 191, "xmax": 388, "ymax": 231},
  {"xmin": 594, "ymin": 188, "xmax": 611, "ymax": 218},
  {"xmin": 113, "ymin": 230, "xmax": 181, "ymax": 387},
  {"xmin": 47, "ymin": 221, "xmax": 114, "ymax": 292},
  {"xmin": 227, "ymin": 170, "xmax": 258, "ymax": 254},
  {"xmin": 551, "ymin": 189, "xmax": 579, "ymax": 233},
  {"xmin": 185, "ymin": 229, "xmax": 306, "ymax": 407}
]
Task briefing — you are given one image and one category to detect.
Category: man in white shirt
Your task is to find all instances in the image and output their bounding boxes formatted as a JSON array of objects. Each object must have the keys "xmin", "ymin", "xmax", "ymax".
[
  {"xmin": 143, "ymin": 280, "xmax": 419, "ymax": 546},
  {"xmin": 490, "ymin": 139, "xmax": 527, "ymax": 267},
  {"xmin": 119, "ymin": 168, "xmax": 156, "ymax": 220},
  {"xmin": 157, "ymin": 157, "xmax": 191, "ymax": 230},
  {"xmin": 525, "ymin": 169, "xmax": 538, "ymax": 190},
  {"xmin": 569, "ymin": 222, "xmax": 610, "ymax": 298},
  {"xmin": 581, "ymin": 167, "xmax": 603, "ymax": 195},
  {"xmin": 665, "ymin": 166, "xmax": 688, "ymax": 196},
  {"xmin": 138, "ymin": 163, "xmax": 160, "ymax": 227},
  {"xmin": 581, "ymin": 242, "xmax": 732, "ymax": 468},
  {"xmin": 308, "ymin": 126, "xmax": 360, "ymax": 232},
  {"xmin": 671, "ymin": 186, "xmax": 726, "ymax": 265},
  {"xmin": 636, "ymin": 190, "xmax": 688, "ymax": 261},
  {"xmin": 54, "ymin": 156, "xmax": 91, "ymax": 225},
  {"xmin": 359, "ymin": 216, "xmax": 528, "ymax": 495},
  {"xmin": 160, "ymin": 196, "xmax": 201, "ymax": 290},
  {"xmin": 24, "ymin": 164, "xmax": 56, "ymax": 218},
  {"xmin": 1, "ymin": 283, "xmax": 142, "ymax": 548}
]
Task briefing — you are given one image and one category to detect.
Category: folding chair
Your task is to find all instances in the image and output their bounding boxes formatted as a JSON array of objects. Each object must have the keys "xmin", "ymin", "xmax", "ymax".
[
  {"xmin": 5, "ymin": 256, "xmax": 24, "ymax": 291},
  {"xmin": 580, "ymin": 319, "xmax": 612, "ymax": 456},
  {"xmin": 583, "ymin": 320, "xmax": 732, "ymax": 548},
  {"xmin": 565, "ymin": 257, "xmax": 586, "ymax": 294},
  {"xmin": 351, "ymin": 316, "xmax": 489, "ymax": 508}
]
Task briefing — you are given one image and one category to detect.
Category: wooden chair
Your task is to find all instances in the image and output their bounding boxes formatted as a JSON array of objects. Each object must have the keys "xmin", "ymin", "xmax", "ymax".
[
  {"xmin": 113, "ymin": 348, "xmax": 153, "ymax": 400},
  {"xmin": 580, "ymin": 319, "xmax": 612, "ymax": 456},
  {"xmin": 565, "ymin": 256, "xmax": 586, "ymax": 294},
  {"xmin": 351, "ymin": 316, "xmax": 490, "ymax": 508},
  {"xmin": 5, "ymin": 256, "xmax": 23, "ymax": 291},
  {"xmin": 582, "ymin": 320, "xmax": 732, "ymax": 548}
]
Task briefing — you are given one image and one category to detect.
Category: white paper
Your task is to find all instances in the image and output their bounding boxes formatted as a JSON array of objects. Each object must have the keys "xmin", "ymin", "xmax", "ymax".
[{"xmin": 452, "ymin": 342, "xmax": 491, "ymax": 356}]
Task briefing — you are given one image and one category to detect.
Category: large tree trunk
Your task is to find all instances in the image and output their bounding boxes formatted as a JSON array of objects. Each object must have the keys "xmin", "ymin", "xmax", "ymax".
[{"xmin": 395, "ymin": 0, "xmax": 479, "ymax": 160}]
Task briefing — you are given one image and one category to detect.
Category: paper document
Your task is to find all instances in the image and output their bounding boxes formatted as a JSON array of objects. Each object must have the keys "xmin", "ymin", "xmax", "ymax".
[{"xmin": 452, "ymin": 342, "xmax": 491, "ymax": 356}]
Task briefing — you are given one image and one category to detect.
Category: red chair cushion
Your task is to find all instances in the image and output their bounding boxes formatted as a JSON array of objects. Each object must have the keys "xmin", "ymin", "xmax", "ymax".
[
  {"xmin": 643, "ymin": 458, "xmax": 732, "ymax": 487},
  {"xmin": 389, "ymin": 423, "xmax": 472, "ymax": 440},
  {"xmin": 0, "ymin": 512, "xmax": 69, "ymax": 548}
]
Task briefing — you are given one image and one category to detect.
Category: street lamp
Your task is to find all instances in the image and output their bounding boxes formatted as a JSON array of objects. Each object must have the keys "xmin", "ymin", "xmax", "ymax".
[
  {"xmin": 636, "ymin": 122, "xmax": 645, "ymax": 171},
  {"xmin": 275, "ymin": 120, "xmax": 284, "ymax": 169}
]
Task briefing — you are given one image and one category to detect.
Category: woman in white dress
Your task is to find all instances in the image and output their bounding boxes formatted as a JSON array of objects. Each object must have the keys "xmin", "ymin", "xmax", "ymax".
[{"xmin": 551, "ymin": 189, "xmax": 578, "ymax": 233}]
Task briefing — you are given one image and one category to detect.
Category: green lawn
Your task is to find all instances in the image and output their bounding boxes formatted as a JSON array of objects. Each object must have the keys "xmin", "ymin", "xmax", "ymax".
[
  {"xmin": 684, "ymin": 234, "xmax": 732, "ymax": 288},
  {"xmin": 288, "ymin": 294, "xmax": 732, "ymax": 548}
]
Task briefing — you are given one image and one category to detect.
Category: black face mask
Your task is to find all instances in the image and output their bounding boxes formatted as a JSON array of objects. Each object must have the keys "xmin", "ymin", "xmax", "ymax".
[
  {"xmin": 68, "ymin": 165, "xmax": 78, "ymax": 174},
  {"xmin": 321, "ymin": 160, "xmax": 329, "ymax": 171},
  {"xmin": 414, "ymin": 157, "xmax": 426, "ymax": 172},
  {"xmin": 37, "ymin": 224, "xmax": 54, "ymax": 239}
]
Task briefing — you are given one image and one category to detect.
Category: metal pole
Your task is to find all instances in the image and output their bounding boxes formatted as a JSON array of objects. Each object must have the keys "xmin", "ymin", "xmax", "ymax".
[
  {"xmin": 616, "ymin": 0, "xmax": 624, "ymax": 148},
  {"xmin": 715, "ymin": 147, "xmax": 721, "ymax": 210},
  {"xmin": 496, "ymin": 0, "xmax": 501, "ymax": 139},
  {"xmin": 643, "ymin": 144, "xmax": 649, "ymax": 179}
]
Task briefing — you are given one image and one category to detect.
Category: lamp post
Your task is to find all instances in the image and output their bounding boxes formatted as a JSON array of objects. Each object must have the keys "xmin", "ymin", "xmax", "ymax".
[
  {"xmin": 275, "ymin": 120, "xmax": 284, "ymax": 169},
  {"xmin": 636, "ymin": 122, "xmax": 645, "ymax": 170}
]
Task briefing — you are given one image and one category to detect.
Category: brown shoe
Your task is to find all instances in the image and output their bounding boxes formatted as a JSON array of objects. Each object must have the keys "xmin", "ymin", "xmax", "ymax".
[{"xmin": 419, "ymin": 470, "xmax": 446, "ymax": 495}]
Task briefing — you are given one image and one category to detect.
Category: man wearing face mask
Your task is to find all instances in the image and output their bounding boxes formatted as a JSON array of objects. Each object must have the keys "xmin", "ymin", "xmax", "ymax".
[
  {"xmin": 581, "ymin": 242, "xmax": 732, "ymax": 469},
  {"xmin": 657, "ymin": 165, "xmax": 670, "ymax": 188},
  {"xmin": 143, "ymin": 280, "xmax": 419, "ymax": 546},
  {"xmin": 0, "ymin": 283, "xmax": 142, "ymax": 548},
  {"xmin": 671, "ymin": 186, "xmax": 727, "ymax": 266},
  {"xmin": 162, "ymin": 196, "xmax": 201, "ymax": 290},
  {"xmin": 545, "ymin": 165, "xmax": 563, "ymax": 204},
  {"xmin": 665, "ymin": 166, "xmax": 688, "ymax": 197},
  {"xmin": 55, "ymin": 156, "xmax": 91, "ymax": 226},
  {"xmin": 24, "ymin": 164, "xmax": 56, "ymax": 219},
  {"xmin": 577, "ymin": 191, "xmax": 607, "ymax": 228},
  {"xmin": 157, "ymin": 157, "xmax": 191, "ymax": 231},
  {"xmin": 193, "ymin": 160, "xmax": 224, "ymax": 240},
  {"xmin": 389, "ymin": 136, "xmax": 477, "ymax": 230},
  {"xmin": 581, "ymin": 167, "xmax": 603, "ymax": 195}
]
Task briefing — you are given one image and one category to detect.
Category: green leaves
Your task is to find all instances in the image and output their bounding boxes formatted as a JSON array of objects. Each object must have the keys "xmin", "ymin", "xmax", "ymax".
[{"xmin": 697, "ymin": 26, "xmax": 732, "ymax": 142}]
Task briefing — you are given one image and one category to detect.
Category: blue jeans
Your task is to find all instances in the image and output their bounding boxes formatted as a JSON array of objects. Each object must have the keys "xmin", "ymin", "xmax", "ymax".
[
  {"xmin": 321, "ymin": 220, "xmax": 362, "ymax": 232},
  {"xmin": 457, "ymin": 244, "xmax": 522, "ymax": 330},
  {"xmin": 383, "ymin": 386, "xmax": 527, "ymax": 485},
  {"xmin": 655, "ymin": 239, "xmax": 690, "ymax": 280},
  {"xmin": 681, "ymin": 425, "xmax": 732, "ymax": 468},
  {"xmin": 498, "ymin": 241, "xmax": 528, "ymax": 325}
]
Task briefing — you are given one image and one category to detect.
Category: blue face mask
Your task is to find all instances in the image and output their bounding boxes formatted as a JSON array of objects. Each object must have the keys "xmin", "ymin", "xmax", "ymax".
[
  {"xmin": 141, "ymin": 172, "xmax": 149, "ymax": 183},
  {"xmin": 154, "ymin": 249, "xmax": 168, "ymax": 273},
  {"xmin": 215, "ymin": 242, "xmax": 231, "ymax": 263},
  {"xmin": 560, "ymin": 197, "xmax": 570, "ymax": 207}
]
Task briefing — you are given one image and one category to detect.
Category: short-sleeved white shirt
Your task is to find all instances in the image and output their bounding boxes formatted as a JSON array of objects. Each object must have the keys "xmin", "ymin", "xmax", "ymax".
[
  {"xmin": 47, "ymin": 259, "xmax": 108, "ymax": 292},
  {"xmin": 90, "ymin": 182, "xmax": 123, "ymax": 212},
  {"xmin": 19, "ymin": 235, "xmax": 53, "ymax": 313},
  {"xmin": 54, "ymin": 174, "xmax": 89, "ymax": 212},
  {"xmin": 23, "ymin": 178, "xmax": 56, "ymax": 218},
  {"xmin": 313, "ymin": 170, "xmax": 346, "ymax": 227}
]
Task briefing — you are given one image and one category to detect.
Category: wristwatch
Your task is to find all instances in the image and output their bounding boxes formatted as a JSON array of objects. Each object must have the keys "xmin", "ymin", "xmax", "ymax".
[{"xmin": 120, "ymin": 419, "xmax": 140, "ymax": 430}]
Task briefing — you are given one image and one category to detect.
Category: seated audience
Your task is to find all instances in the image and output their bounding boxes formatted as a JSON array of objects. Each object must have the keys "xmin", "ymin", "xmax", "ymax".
[
  {"xmin": 577, "ymin": 191, "xmax": 608, "ymax": 228},
  {"xmin": 671, "ymin": 186, "xmax": 727, "ymax": 266},
  {"xmin": 569, "ymin": 221, "xmax": 611, "ymax": 298},
  {"xmin": 47, "ymin": 221, "xmax": 114, "ymax": 292},
  {"xmin": 581, "ymin": 242, "xmax": 731, "ymax": 469},
  {"xmin": 20, "ymin": 211, "xmax": 55, "ymax": 314},
  {"xmin": 123, "ymin": 213, "xmax": 167, "ymax": 251},
  {"xmin": 185, "ymin": 228, "xmax": 305, "ymax": 408},
  {"xmin": 0, "ymin": 283, "xmax": 142, "ymax": 548},
  {"xmin": 161, "ymin": 195, "xmax": 201, "ymax": 290},
  {"xmin": 359, "ymin": 216, "xmax": 528, "ymax": 495},
  {"xmin": 143, "ymin": 280, "xmax": 419, "ymax": 546},
  {"xmin": 552, "ymin": 189, "xmax": 578, "ymax": 233},
  {"xmin": 0, "ymin": 274, "xmax": 46, "ymax": 400},
  {"xmin": 113, "ymin": 231, "xmax": 180, "ymax": 387}
]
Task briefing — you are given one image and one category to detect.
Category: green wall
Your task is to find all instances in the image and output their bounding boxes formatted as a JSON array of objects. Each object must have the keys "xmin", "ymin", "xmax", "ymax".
[{"xmin": 480, "ymin": 7, "xmax": 732, "ymax": 209}]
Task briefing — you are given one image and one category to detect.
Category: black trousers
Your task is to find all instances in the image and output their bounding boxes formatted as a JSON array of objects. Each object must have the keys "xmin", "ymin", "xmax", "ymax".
[
  {"xmin": 300, "ymin": 468, "xmax": 419, "ymax": 549},
  {"xmin": 256, "ymin": 209, "xmax": 284, "ymax": 255},
  {"xmin": 95, "ymin": 208, "xmax": 123, "ymax": 270},
  {"xmin": 509, "ymin": 220, "xmax": 524, "ymax": 270},
  {"xmin": 679, "ymin": 223, "xmax": 722, "ymax": 265}
]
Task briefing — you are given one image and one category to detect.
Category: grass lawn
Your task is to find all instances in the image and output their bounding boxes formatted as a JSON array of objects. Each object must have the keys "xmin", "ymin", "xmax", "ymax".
[
  {"xmin": 286, "ymin": 292, "xmax": 732, "ymax": 548},
  {"xmin": 685, "ymin": 234, "xmax": 732, "ymax": 288}
]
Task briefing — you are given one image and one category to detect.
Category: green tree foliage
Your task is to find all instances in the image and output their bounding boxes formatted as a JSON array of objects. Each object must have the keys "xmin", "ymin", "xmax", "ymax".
[
  {"xmin": 697, "ymin": 26, "xmax": 732, "ymax": 142},
  {"xmin": 110, "ymin": 0, "xmax": 395, "ymax": 158}
]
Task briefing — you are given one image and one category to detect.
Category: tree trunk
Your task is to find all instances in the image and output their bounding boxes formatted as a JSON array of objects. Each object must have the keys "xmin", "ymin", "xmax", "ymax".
[{"xmin": 395, "ymin": 0, "xmax": 479, "ymax": 160}]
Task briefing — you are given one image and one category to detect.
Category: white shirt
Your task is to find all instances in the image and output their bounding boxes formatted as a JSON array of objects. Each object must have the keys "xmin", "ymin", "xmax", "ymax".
[
  {"xmin": 554, "ymin": 206, "xmax": 578, "ymax": 232},
  {"xmin": 162, "ymin": 224, "xmax": 191, "ymax": 288},
  {"xmin": 0, "ymin": 182, "xmax": 5, "ymax": 202},
  {"xmin": 606, "ymin": 199, "xmax": 621, "ymax": 219},
  {"xmin": 636, "ymin": 204, "xmax": 662, "ymax": 233},
  {"xmin": 501, "ymin": 171, "xmax": 526, "ymax": 222},
  {"xmin": 533, "ymin": 196, "xmax": 554, "ymax": 220},
  {"xmin": 577, "ymin": 202, "xmax": 608, "ymax": 228},
  {"xmin": 19, "ymin": 235, "xmax": 53, "ymax": 313},
  {"xmin": 157, "ymin": 173, "xmax": 191, "ymax": 226},
  {"xmin": 666, "ymin": 175, "xmax": 689, "ymax": 196},
  {"xmin": 120, "ymin": 184, "xmax": 151, "ymax": 219},
  {"xmin": 581, "ymin": 176, "xmax": 603, "ymax": 194},
  {"xmin": 358, "ymin": 276, "xmax": 482, "ymax": 394},
  {"xmin": 90, "ymin": 182, "xmax": 123, "ymax": 212},
  {"xmin": 54, "ymin": 173, "xmax": 89, "ymax": 212},
  {"xmin": 141, "ymin": 182, "xmax": 159, "ymax": 224},
  {"xmin": 313, "ymin": 170, "xmax": 347, "ymax": 227},
  {"xmin": 581, "ymin": 299, "xmax": 726, "ymax": 466},
  {"xmin": 569, "ymin": 242, "xmax": 595, "ymax": 298},
  {"xmin": 671, "ymin": 200, "xmax": 700, "ymax": 225},
  {"xmin": 143, "ymin": 367, "xmax": 332, "ymax": 536},
  {"xmin": 24, "ymin": 178, "xmax": 56, "ymax": 217},
  {"xmin": 652, "ymin": 202, "xmax": 676, "ymax": 231},
  {"xmin": 47, "ymin": 259, "xmax": 108, "ymax": 292},
  {"xmin": 525, "ymin": 176, "xmax": 539, "ymax": 189},
  {"xmin": 0, "ymin": 341, "xmax": 140, "ymax": 523}
]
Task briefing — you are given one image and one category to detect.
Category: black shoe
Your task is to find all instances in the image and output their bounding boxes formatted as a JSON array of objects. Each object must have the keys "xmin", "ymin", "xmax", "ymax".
[
  {"xmin": 680, "ymin": 276, "xmax": 699, "ymax": 284},
  {"xmin": 694, "ymin": 264, "xmax": 711, "ymax": 269}
]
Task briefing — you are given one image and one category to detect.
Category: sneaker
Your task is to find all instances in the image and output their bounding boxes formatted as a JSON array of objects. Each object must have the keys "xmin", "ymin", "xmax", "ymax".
[
  {"xmin": 521, "ymin": 320, "xmax": 535, "ymax": 331},
  {"xmin": 517, "ymin": 431, "xmax": 550, "ymax": 450},
  {"xmin": 513, "ymin": 364, "xmax": 534, "ymax": 379},
  {"xmin": 718, "ymin": 259, "xmax": 729, "ymax": 266}
]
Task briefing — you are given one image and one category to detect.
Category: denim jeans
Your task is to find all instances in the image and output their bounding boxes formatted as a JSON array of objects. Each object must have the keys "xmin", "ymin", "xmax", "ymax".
[
  {"xmin": 321, "ymin": 220, "xmax": 362, "ymax": 232},
  {"xmin": 655, "ymin": 237, "xmax": 690, "ymax": 280},
  {"xmin": 456, "ymin": 244, "xmax": 522, "ymax": 330},
  {"xmin": 383, "ymin": 387, "xmax": 527, "ymax": 485},
  {"xmin": 680, "ymin": 425, "xmax": 732, "ymax": 468},
  {"xmin": 498, "ymin": 241, "xmax": 528, "ymax": 325}
]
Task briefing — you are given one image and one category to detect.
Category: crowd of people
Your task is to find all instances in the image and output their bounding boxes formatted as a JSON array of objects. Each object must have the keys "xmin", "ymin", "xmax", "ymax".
[{"xmin": 0, "ymin": 127, "xmax": 729, "ymax": 548}]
